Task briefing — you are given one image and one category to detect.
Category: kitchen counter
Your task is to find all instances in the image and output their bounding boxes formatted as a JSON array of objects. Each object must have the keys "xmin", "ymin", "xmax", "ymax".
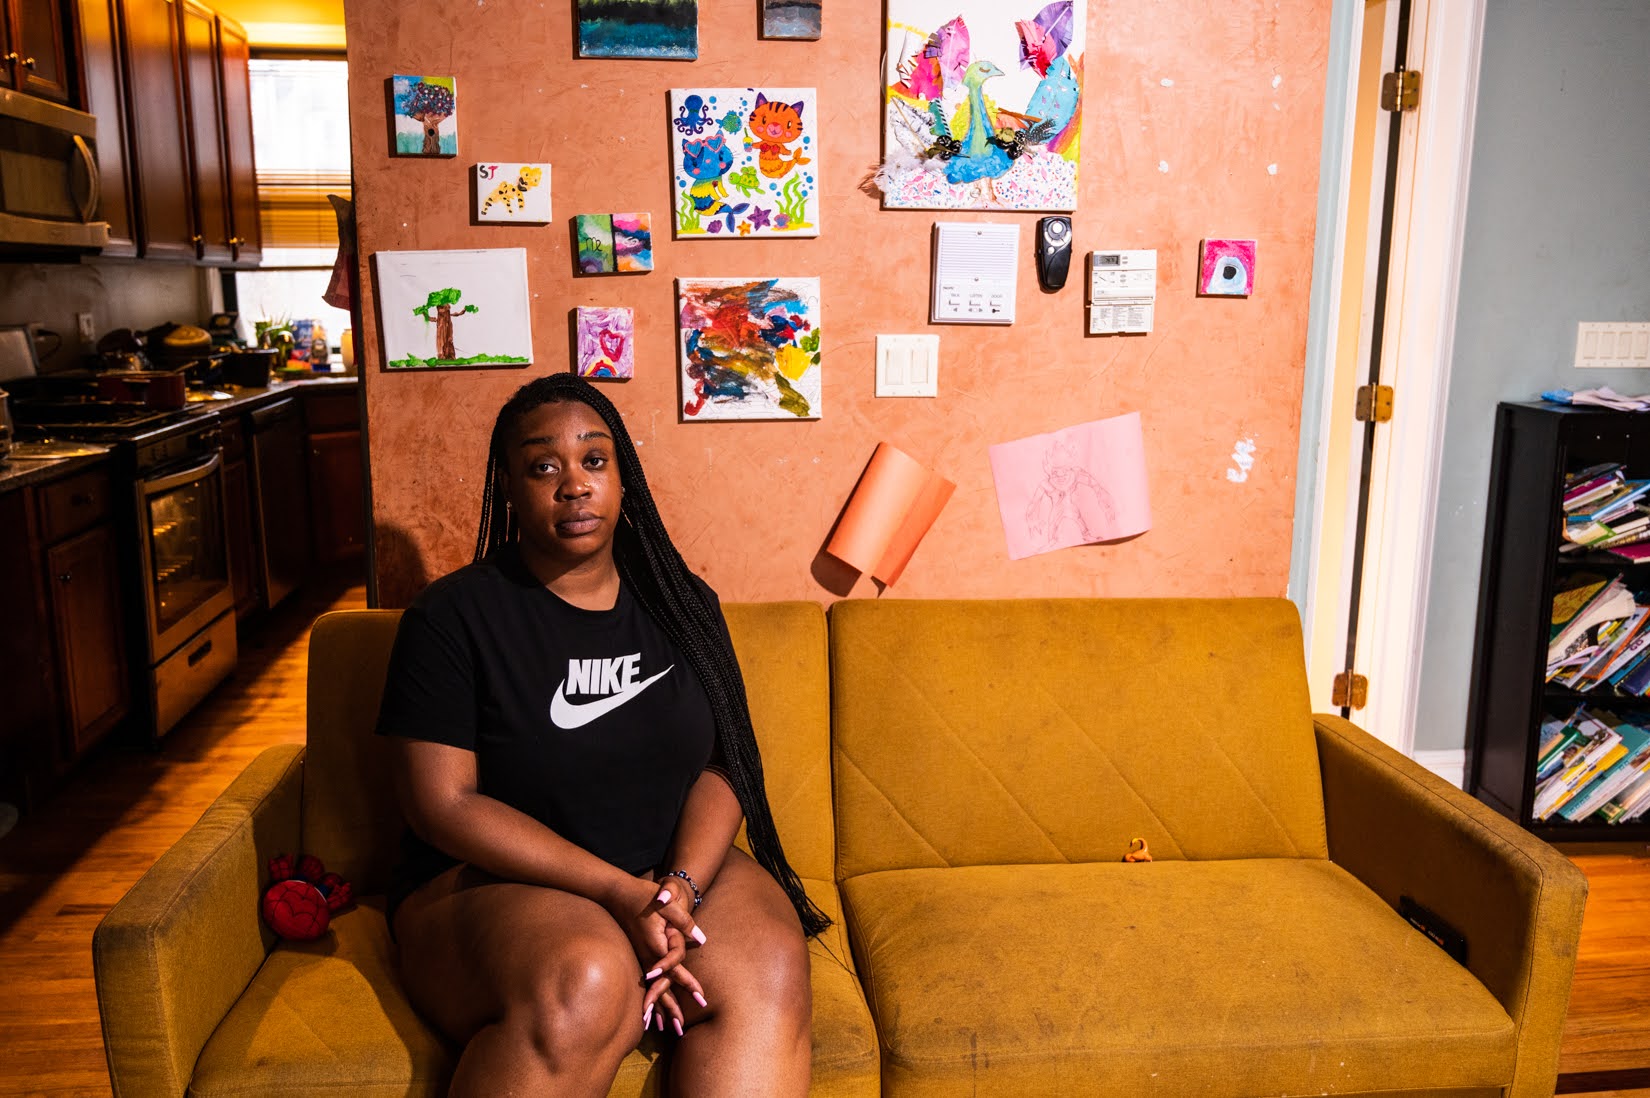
[
  {"xmin": 0, "ymin": 376, "xmax": 357, "ymax": 496},
  {"xmin": 0, "ymin": 446, "xmax": 114, "ymax": 493}
]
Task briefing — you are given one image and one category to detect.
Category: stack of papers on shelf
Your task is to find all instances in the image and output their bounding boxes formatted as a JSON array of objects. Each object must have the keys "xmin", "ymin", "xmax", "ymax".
[
  {"xmin": 1534, "ymin": 711, "xmax": 1623, "ymax": 819},
  {"xmin": 1543, "ymin": 387, "xmax": 1650, "ymax": 412}
]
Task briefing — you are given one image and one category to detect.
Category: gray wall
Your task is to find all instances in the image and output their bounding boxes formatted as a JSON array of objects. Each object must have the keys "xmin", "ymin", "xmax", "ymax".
[
  {"xmin": 0, "ymin": 260, "xmax": 206, "ymax": 372},
  {"xmin": 1417, "ymin": 0, "xmax": 1650, "ymax": 750}
]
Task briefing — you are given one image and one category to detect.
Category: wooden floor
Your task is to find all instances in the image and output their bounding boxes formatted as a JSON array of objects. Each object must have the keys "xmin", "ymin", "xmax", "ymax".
[{"xmin": 0, "ymin": 575, "xmax": 1646, "ymax": 1096}]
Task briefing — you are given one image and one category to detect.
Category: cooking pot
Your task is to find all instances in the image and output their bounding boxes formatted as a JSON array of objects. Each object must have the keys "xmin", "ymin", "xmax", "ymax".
[{"xmin": 97, "ymin": 370, "xmax": 187, "ymax": 410}]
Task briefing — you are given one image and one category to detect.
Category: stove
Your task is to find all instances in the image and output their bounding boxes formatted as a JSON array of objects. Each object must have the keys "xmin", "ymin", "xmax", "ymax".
[{"xmin": 10, "ymin": 382, "xmax": 236, "ymax": 739}]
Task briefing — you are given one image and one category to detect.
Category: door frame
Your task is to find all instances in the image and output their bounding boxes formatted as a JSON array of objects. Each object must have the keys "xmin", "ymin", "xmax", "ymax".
[{"xmin": 1293, "ymin": 0, "xmax": 1487, "ymax": 756}]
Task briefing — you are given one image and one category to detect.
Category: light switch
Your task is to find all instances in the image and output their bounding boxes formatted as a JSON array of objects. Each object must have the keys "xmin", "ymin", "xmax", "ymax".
[
  {"xmin": 1575, "ymin": 322, "xmax": 1650, "ymax": 369},
  {"xmin": 876, "ymin": 335, "xmax": 940, "ymax": 397}
]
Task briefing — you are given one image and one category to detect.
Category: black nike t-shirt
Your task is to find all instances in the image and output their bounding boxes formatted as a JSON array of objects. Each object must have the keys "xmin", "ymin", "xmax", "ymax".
[{"xmin": 375, "ymin": 545, "xmax": 723, "ymax": 912}]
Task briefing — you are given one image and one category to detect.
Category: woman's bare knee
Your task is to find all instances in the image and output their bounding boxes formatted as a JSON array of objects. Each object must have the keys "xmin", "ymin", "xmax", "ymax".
[{"xmin": 506, "ymin": 940, "xmax": 641, "ymax": 1064}]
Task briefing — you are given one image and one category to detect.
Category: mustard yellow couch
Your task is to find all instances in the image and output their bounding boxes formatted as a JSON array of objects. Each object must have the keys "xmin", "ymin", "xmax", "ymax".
[{"xmin": 94, "ymin": 599, "xmax": 1588, "ymax": 1097}]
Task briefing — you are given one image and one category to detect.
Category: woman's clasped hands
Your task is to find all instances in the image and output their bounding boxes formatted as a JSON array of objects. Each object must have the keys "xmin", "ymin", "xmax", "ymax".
[{"xmin": 603, "ymin": 871, "xmax": 709, "ymax": 1037}]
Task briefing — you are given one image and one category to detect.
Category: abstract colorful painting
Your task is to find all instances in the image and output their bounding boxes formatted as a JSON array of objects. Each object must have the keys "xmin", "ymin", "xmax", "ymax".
[
  {"xmin": 475, "ymin": 163, "xmax": 551, "ymax": 222},
  {"xmin": 391, "ymin": 75, "xmax": 457, "ymax": 157},
  {"xmin": 575, "ymin": 307, "xmax": 635, "ymax": 379},
  {"xmin": 1199, "ymin": 239, "xmax": 1257, "ymax": 296},
  {"xmin": 879, "ymin": 0, "xmax": 1084, "ymax": 211},
  {"xmin": 373, "ymin": 249, "xmax": 533, "ymax": 369},
  {"xmin": 575, "ymin": 213, "xmax": 653, "ymax": 274},
  {"xmin": 762, "ymin": 0, "xmax": 821, "ymax": 39},
  {"xmin": 578, "ymin": 0, "xmax": 697, "ymax": 60},
  {"xmin": 669, "ymin": 88, "xmax": 820, "ymax": 238},
  {"xmin": 677, "ymin": 278, "xmax": 821, "ymax": 420}
]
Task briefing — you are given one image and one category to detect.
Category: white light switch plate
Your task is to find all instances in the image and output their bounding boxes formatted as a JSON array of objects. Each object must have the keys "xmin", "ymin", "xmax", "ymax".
[
  {"xmin": 876, "ymin": 335, "xmax": 940, "ymax": 397},
  {"xmin": 1575, "ymin": 322, "xmax": 1650, "ymax": 369}
]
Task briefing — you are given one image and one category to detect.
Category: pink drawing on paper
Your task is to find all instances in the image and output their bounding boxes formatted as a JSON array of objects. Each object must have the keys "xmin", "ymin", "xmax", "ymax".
[{"xmin": 988, "ymin": 412, "xmax": 1151, "ymax": 560}]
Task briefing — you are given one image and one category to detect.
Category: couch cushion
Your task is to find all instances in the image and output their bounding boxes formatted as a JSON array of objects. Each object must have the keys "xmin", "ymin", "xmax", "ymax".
[
  {"xmin": 829, "ymin": 599, "xmax": 1329, "ymax": 877},
  {"xmin": 190, "ymin": 881, "xmax": 876, "ymax": 1097},
  {"xmin": 840, "ymin": 859, "xmax": 1515, "ymax": 1097}
]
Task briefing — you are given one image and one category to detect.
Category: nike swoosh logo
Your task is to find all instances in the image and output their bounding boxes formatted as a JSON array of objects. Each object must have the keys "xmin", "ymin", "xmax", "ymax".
[{"xmin": 550, "ymin": 665, "xmax": 674, "ymax": 730}]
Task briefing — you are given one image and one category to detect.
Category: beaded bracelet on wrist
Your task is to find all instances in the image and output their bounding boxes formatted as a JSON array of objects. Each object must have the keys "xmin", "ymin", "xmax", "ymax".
[{"xmin": 667, "ymin": 869, "xmax": 703, "ymax": 909}]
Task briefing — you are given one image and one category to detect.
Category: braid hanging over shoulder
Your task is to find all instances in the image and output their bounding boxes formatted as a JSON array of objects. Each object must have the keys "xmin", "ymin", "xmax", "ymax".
[{"xmin": 475, "ymin": 374, "xmax": 831, "ymax": 939}]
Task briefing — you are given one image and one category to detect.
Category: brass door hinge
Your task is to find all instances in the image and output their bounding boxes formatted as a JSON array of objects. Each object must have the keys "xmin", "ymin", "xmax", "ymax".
[
  {"xmin": 1333, "ymin": 671, "xmax": 1369, "ymax": 710},
  {"xmin": 1381, "ymin": 69, "xmax": 1421, "ymax": 112},
  {"xmin": 1356, "ymin": 384, "xmax": 1394, "ymax": 423}
]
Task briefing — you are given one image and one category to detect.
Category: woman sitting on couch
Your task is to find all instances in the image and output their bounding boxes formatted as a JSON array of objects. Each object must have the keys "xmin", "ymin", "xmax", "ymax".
[{"xmin": 375, "ymin": 373, "xmax": 829, "ymax": 1096}]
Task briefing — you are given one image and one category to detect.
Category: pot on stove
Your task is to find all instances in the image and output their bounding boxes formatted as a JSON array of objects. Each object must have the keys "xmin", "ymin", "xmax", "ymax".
[{"xmin": 97, "ymin": 370, "xmax": 187, "ymax": 410}]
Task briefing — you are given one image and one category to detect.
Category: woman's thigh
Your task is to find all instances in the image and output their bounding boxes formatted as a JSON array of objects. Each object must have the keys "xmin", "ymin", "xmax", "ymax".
[
  {"xmin": 392, "ymin": 863, "xmax": 646, "ymax": 1044},
  {"xmin": 676, "ymin": 848, "xmax": 810, "ymax": 1018}
]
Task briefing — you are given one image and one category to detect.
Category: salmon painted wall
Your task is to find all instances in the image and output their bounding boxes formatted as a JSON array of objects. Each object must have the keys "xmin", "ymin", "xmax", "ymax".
[{"xmin": 345, "ymin": 0, "xmax": 1332, "ymax": 608}]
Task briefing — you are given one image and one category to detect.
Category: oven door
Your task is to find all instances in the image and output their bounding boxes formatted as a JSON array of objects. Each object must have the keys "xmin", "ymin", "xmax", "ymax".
[{"xmin": 135, "ymin": 451, "xmax": 234, "ymax": 660}]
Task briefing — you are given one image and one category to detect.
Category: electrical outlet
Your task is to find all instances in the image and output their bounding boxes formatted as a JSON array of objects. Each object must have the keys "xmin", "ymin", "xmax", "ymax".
[
  {"xmin": 1575, "ymin": 322, "xmax": 1650, "ymax": 369},
  {"xmin": 76, "ymin": 312, "xmax": 95, "ymax": 346}
]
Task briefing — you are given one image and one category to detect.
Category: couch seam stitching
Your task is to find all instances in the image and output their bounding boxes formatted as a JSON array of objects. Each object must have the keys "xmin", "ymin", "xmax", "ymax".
[
  {"xmin": 836, "ymin": 751, "xmax": 953, "ymax": 868},
  {"xmin": 1032, "ymin": 682, "xmax": 1191, "ymax": 859},
  {"xmin": 1182, "ymin": 706, "xmax": 1305, "ymax": 856}
]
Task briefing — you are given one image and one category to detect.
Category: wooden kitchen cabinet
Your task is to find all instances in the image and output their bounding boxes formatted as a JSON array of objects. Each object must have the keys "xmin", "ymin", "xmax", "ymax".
[
  {"xmin": 216, "ymin": 14, "xmax": 258, "ymax": 265},
  {"xmin": 304, "ymin": 389, "xmax": 365, "ymax": 565},
  {"xmin": 45, "ymin": 522, "xmax": 129, "ymax": 757},
  {"xmin": 6, "ymin": 0, "xmax": 75, "ymax": 103},
  {"xmin": 121, "ymin": 0, "xmax": 196, "ymax": 261},
  {"xmin": 74, "ymin": 0, "xmax": 137, "ymax": 255},
  {"xmin": 177, "ymin": 0, "xmax": 228, "ymax": 264},
  {"xmin": 0, "ymin": 465, "xmax": 132, "ymax": 803}
]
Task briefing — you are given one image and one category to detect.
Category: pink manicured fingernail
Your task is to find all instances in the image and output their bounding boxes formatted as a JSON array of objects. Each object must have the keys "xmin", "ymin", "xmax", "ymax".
[
  {"xmin": 645, "ymin": 968, "xmax": 661, "ymax": 981},
  {"xmin": 657, "ymin": 889, "xmax": 672, "ymax": 904},
  {"xmin": 673, "ymin": 1018, "xmax": 684, "ymax": 1037},
  {"xmin": 642, "ymin": 1005, "xmax": 653, "ymax": 1029},
  {"xmin": 690, "ymin": 926, "xmax": 707, "ymax": 945},
  {"xmin": 692, "ymin": 991, "xmax": 707, "ymax": 1008},
  {"xmin": 656, "ymin": 1012, "xmax": 665, "ymax": 1031}
]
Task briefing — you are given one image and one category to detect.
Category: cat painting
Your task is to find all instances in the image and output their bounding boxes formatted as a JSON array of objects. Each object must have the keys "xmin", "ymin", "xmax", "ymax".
[{"xmin": 669, "ymin": 87, "xmax": 819, "ymax": 238}]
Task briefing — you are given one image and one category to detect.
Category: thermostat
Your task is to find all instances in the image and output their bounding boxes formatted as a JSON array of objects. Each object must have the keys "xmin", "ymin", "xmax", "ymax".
[
  {"xmin": 931, "ymin": 222, "xmax": 1019, "ymax": 325},
  {"xmin": 1087, "ymin": 249, "xmax": 1157, "ymax": 335}
]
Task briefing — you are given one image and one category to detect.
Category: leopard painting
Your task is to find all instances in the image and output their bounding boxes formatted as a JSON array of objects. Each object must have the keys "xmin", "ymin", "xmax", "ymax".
[{"xmin": 480, "ymin": 165, "xmax": 544, "ymax": 216}]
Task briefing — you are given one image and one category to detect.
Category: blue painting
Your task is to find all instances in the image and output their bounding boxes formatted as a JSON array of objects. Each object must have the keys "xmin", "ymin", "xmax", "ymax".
[{"xmin": 578, "ymin": 0, "xmax": 698, "ymax": 60}]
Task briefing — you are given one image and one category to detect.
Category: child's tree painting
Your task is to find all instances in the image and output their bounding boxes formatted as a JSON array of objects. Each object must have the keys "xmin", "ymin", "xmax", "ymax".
[
  {"xmin": 391, "ymin": 75, "xmax": 457, "ymax": 157},
  {"xmin": 374, "ymin": 249, "xmax": 534, "ymax": 370},
  {"xmin": 677, "ymin": 277, "xmax": 821, "ymax": 420},
  {"xmin": 669, "ymin": 88, "xmax": 820, "ymax": 238}
]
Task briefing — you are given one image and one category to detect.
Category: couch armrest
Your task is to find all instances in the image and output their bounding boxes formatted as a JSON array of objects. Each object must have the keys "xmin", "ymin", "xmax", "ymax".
[
  {"xmin": 1314, "ymin": 715, "xmax": 1587, "ymax": 1098},
  {"xmin": 94, "ymin": 744, "xmax": 304, "ymax": 1097}
]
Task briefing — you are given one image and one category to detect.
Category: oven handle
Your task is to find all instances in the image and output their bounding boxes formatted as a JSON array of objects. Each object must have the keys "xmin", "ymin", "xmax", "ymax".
[{"xmin": 141, "ymin": 450, "xmax": 223, "ymax": 496}]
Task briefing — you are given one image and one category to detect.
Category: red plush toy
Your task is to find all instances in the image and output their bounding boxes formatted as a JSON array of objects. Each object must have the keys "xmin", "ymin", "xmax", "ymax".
[{"xmin": 262, "ymin": 852, "xmax": 353, "ymax": 940}]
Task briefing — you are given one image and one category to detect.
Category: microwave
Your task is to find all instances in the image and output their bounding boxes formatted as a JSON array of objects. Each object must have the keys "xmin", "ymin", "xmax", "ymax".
[{"xmin": 0, "ymin": 90, "xmax": 110, "ymax": 252}]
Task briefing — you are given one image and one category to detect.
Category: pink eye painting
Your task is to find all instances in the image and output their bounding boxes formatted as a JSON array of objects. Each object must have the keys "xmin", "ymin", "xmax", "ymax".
[
  {"xmin": 1199, "ymin": 239, "xmax": 1257, "ymax": 296},
  {"xmin": 575, "ymin": 307, "xmax": 635, "ymax": 380}
]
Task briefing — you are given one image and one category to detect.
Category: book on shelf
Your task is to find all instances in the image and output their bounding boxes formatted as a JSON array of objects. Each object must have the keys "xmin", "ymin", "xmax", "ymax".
[
  {"xmin": 1568, "ymin": 480, "xmax": 1650, "ymax": 524},
  {"xmin": 1561, "ymin": 721, "xmax": 1650, "ymax": 820},
  {"xmin": 1599, "ymin": 770, "xmax": 1650, "ymax": 824},
  {"xmin": 1564, "ymin": 464, "xmax": 1626, "ymax": 510},
  {"xmin": 1565, "ymin": 507, "xmax": 1650, "ymax": 547},
  {"xmin": 1548, "ymin": 574, "xmax": 1638, "ymax": 673},
  {"xmin": 1569, "ymin": 609, "xmax": 1650, "ymax": 690},
  {"xmin": 1608, "ymin": 543, "xmax": 1650, "ymax": 563},
  {"xmin": 1536, "ymin": 709, "xmax": 1590, "ymax": 782},
  {"xmin": 1533, "ymin": 713, "xmax": 1622, "ymax": 820}
]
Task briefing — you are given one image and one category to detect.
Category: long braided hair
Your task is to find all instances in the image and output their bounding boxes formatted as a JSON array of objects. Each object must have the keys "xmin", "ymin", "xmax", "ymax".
[{"xmin": 475, "ymin": 374, "xmax": 831, "ymax": 939}]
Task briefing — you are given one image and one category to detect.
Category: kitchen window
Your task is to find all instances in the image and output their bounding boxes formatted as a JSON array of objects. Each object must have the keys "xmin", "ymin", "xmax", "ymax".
[{"xmin": 230, "ymin": 57, "xmax": 352, "ymax": 348}]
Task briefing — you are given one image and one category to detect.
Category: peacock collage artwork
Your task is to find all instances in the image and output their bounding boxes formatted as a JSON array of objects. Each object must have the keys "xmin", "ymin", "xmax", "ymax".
[{"xmin": 879, "ymin": 0, "xmax": 1084, "ymax": 211}]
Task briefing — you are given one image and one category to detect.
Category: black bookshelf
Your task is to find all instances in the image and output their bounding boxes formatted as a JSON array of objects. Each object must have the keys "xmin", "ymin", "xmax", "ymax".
[{"xmin": 1465, "ymin": 402, "xmax": 1650, "ymax": 842}]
